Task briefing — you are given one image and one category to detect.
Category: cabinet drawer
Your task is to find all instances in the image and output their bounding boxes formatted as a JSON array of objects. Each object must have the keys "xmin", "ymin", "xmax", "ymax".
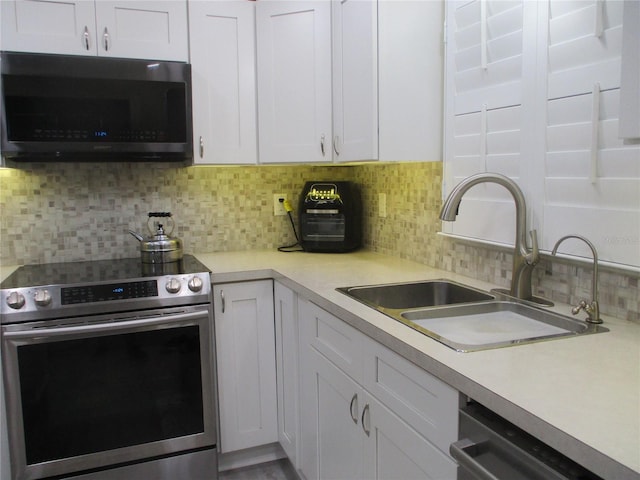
[
  {"xmin": 298, "ymin": 299, "xmax": 364, "ymax": 381},
  {"xmin": 362, "ymin": 337, "xmax": 459, "ymax": 455}
]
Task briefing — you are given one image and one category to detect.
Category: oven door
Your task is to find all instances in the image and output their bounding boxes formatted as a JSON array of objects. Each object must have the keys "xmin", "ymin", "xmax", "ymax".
[{"xmin": 1, "ymin": 305, "xmax": 217, "ymax": 480}]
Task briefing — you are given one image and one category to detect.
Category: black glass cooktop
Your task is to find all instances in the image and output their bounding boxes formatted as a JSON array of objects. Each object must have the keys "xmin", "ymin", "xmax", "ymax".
[{"xmin": 1, "ymin": 254, "xmax": 210, "ymax": 289}]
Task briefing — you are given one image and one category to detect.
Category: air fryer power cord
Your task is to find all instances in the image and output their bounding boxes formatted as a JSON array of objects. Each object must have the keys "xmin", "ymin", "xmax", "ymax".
[{"xmin": 278, "ymin": 198, "xmax": 304, "ymax": 252}]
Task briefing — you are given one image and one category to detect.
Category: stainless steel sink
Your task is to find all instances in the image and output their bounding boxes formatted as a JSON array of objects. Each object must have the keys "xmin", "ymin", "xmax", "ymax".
[
  {"xmin": 337, "ymin": 280, "xmax": 495, "ymax": 310},
  {"xmin": 337, "ymin": 280, "xmax": 609, "ymax": 352},
  {"xmin": 402, "ymin": 301, "xmax": 609, "ymax": 352}
]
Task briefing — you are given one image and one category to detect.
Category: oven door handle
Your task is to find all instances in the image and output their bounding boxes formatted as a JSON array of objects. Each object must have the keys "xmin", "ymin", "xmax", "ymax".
[
  {"xmin": 450, "ymin": 438, "xmax": 500, "ymax": 480},
  {"xmin": 3, "ymin": 310, "xmax": 207, "ymax": 339}
]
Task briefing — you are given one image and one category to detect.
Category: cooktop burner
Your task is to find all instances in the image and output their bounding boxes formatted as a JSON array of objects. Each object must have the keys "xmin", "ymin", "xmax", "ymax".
[{"xmin": 0, "ymin": 254, "xmax": 209, "ymax": 289}]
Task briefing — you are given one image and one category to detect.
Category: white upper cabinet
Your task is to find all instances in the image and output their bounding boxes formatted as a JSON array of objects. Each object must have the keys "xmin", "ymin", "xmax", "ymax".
[
  {"xmin": 256, "ymin": 0, "xmax": 378, "ymax": 164},
  {"xmin": 331, "ymin": 0, "xmax": 378, "ymax": 162},
  {"xmin": 1, "ymin": 0, "xmax": 188, "ymax": 61},
  {"xmin": 1, "ymin": 0, "xmax": 95, "ymax": 54},
  {"xmin": 189, "ymin": 0, "xmax": 258, "ymax": 164},
  {"xmin": 256, "ymin": 0, "xmax": 332, "ymax": 164},
  {"xmin": 378, "ymin": 0, "xmax": 444, "ymax": 161}
]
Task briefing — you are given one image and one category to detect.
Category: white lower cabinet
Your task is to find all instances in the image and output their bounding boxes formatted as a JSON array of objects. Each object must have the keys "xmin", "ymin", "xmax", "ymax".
[
  {"xmin": 298, "ymin": 299, "xmax": 458, "ymax": 480},
  {"xmin": 274, "ymin": 282, "xmax": 300, "ymax": 467},
  {"xmin": 303, "ymin": 346, "xmax": 366, "ymax": 479},
  {"xmin": 213, "ymin": 280, "xmax": 278, "ymax": 453}
]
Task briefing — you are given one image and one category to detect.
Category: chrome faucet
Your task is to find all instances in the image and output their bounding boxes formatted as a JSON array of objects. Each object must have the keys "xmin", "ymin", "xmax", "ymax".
[
  {"xmin": 439, "ymin": 172, "xmax": 540, "ymax": 301},
  {"xmin": 551, "ymin": 235, "xmax": 602, "ymax": 324}
]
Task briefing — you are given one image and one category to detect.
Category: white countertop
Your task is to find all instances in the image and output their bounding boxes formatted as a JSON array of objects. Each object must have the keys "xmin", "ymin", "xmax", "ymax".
[
  {"xmin": 194, "ymin": 249, "xmax": 640, "ymax": 480},
  {"xmin": 2, "ymin": 251, "xmax": 638, "ymax": 479}
]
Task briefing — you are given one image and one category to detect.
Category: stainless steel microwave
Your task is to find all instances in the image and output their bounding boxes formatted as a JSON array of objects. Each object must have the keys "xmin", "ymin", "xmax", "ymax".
[{"xmin": 0, "ymin": 52, "xmax": 193, "ymax": 163}]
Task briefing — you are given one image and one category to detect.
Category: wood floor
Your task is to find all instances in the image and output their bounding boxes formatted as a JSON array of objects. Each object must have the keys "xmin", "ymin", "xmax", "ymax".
[{"xmin": 218, "ymin": 459, "xmax": 299, "ymax": 480}]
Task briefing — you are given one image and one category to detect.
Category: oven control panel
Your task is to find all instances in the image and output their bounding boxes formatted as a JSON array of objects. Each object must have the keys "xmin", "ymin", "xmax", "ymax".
[
  {"xmin": 62, "ymin": 280, "xmax": 159, "ymax": 305},
  {"xmin": 1, "ymin": 273, "xmax": 212, "ymax": 323}
]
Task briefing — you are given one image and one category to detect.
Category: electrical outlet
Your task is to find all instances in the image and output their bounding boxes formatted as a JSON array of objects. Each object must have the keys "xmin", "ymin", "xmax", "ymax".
[
  {"xmin": 378, "ymin": 193, "xmax": 387, "ymax": 218},
  {"xmin": 273, "ymin": 193, "xmax": 288, "ymax": 216}
]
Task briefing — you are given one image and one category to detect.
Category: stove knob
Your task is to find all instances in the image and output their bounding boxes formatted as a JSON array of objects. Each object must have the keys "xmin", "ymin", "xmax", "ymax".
[
  {"xmin": 6, "ymin": 291, "xmax": 26, "ymax": 309},
  {"xmin": 188, "ymin": 276, "xmax": 204, "ymax": 292},
  {"xmin": 166, "ymin": 278, "xmax": 182, "ymax": 294},
  {"xmin": 34, "ymin": 289, "xmax": 52, "ymax": 307}
]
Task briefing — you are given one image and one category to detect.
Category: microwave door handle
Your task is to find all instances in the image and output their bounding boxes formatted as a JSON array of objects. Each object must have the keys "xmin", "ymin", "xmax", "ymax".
[
  {"xmin": 3, "ymin": 310, "xmax": 206, "ymax": 339},
  {"xmin": 450, "ymin": 439, "xmax": 499, "ymax": 480}
]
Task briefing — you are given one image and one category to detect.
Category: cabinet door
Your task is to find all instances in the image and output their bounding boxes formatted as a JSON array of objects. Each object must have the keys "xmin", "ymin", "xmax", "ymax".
[
  {"xmin": 300, "ymin": 346, "xmax": 365, "ymax": 480},
  {"xmin": 274, "ymin": 282, "xmax": 299, "ymax": 466},
  {"xmin": 0, "ymin": 0, "xmax": 97, "ymax": 55},
  {"xmin": 256, "ymin": 0, "xmax": 332, "ymax": 164},
  {"xmin": 331, "ymin": 0, "xmax": 378, "ymax": 162},
  {"xmin": 298, "ymin": 298, "xmax": 364, "ymax": 381},
  {"xmin": 362, "ymin": 337, "xmax": 459, "ymax": 456},
  {"xmin": 378, "ymin": 0, "xmax": 444, "ymax": 161},
  {"xmin": 364, "ymin": 397, "xmax": 457, "ymax": 480},
  {"xmin": 213, "ymin": 280, "xmax": 278, "ymax": 453},
  {"xmin": 189, "ymin": 0, "xmax": 257, "ymax": 164},
  {"xmin": 94, "ymin": 1, "xmax": 188, "ymax": 61}
]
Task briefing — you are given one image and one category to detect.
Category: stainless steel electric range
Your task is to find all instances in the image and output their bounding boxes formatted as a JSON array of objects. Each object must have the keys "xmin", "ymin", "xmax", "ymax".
[{"xmin": 0, "ymin": 255, "xmax": 218, "ymax": 480}]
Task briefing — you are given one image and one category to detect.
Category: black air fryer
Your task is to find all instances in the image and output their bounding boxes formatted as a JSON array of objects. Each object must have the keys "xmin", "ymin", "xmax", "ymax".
[{"xmin": 299, "ymin": 181, "xmax": 362, "ymax": 252}]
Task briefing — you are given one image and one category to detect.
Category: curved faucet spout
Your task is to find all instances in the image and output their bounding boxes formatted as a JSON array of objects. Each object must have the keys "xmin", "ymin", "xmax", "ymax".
[
  {"xmin": 439, "ymin": 172, "xmax": 539, "ymax": 301},
  {"xmin": 552, "ymin": 235, "xmax": 602, "ymax": 324}
]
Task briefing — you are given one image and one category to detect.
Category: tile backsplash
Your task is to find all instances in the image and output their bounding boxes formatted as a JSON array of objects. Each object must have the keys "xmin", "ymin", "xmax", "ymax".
[{"xmin": 1, "ymin": 161, "xmax": 638, "ymax": 322}]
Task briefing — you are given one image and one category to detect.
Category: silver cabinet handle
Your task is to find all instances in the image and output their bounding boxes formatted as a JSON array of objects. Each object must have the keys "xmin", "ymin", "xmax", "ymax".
[
  {"xmin": 333, "ymin": 136, "xmax": 340, "ymax": 156},
  {"xmin": 199, "ymin": 136, "xmax": 204, "ymax": 158},
  {"xmin": 361, "ymin": 403, "xmax": 370, "ymax": 436},
  {"xmin": 220, "ymin": 290, "xmax": 225, "ymax": 313},
  {"xmin": 83, "ymin": 26, "xmax": 91, "ymax": 50},
  {"xmin": 320, "ymin": 134, "xmax": 326, "ymax": 156},
  {"xmin": 450, "ymin": 439, "xmax": 499, "ymax": 480},
  {"xmin": 349, "ymin": 394, "xmax": 358, "ymax": 424},
  {"xmin": 103, "ymin": 27, "xmax": 110, "ymax": 51}
]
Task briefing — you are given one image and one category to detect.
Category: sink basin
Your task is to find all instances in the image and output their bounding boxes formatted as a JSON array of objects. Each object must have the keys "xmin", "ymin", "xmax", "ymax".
[
  {"xmin": 402, "ymin": 301, "xmax": 609, "ymax": 352},
  {"xmin": 337, "ymin": 280, "xmax": 608, "ymax": 352},
  {"xmin": 337, "ymin": 280, "xmax": 494, "ymax": 310}
]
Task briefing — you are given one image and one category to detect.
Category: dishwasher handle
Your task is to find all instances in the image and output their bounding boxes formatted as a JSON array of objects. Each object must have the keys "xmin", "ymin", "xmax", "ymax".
[{"xmin": 450, "ymin": 438, "xmax": 500, "ymax": 480}]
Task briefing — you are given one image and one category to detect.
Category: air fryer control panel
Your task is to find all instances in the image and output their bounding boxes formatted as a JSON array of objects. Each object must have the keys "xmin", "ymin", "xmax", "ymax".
[{"xmin": 304, "ymin": 183, "xmax": 342, "ymax": 203}]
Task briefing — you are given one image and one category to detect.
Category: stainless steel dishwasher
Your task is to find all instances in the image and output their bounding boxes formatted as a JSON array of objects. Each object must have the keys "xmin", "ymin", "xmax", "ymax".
[{"xmin": 451, "ymin": 401, "xmax": 602, "ymax": 480}]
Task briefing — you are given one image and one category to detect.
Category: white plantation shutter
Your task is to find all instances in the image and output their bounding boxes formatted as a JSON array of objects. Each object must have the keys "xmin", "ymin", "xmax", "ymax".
[
  {"xmin": 444, "ymin": 0, "xmax": 640, "ymax": 268},
  {"xmin": 446, "ymin": 105, "xmax": 525, "ymax": 245},
  {"xmin": 451, "ymin": 0, "xmax": 525, "ymax": 115},
  {"xmin": 544, "ymin": 89, "xmax": 640, "ymax": 266},
  {"xmin": 445, "ymin": 0, "xmax": 535, "ymax": 246},
  {"xmin": 547, "ymin": 0, "xmax": 624, "ymax": 100},
  {"xmin": 542, "ymin": 0, "xmax": 639, "ymax": 267}
]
